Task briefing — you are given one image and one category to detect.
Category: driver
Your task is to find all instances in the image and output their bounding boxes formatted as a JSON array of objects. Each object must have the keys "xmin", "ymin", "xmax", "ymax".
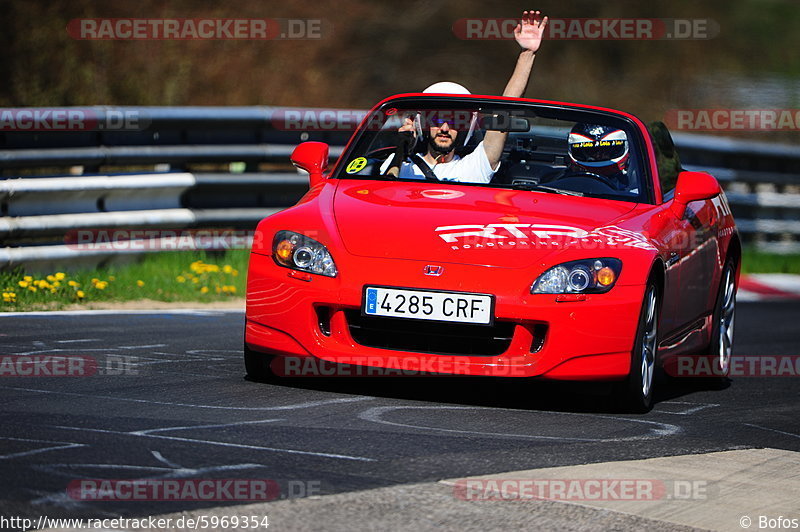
[
  {"xmin": 382, "ymin": 10, "xmax": 548, "ymax": 183},
  {"xmin": 567, "ymin": 123, "xmax": 630, "ymax": 190}
]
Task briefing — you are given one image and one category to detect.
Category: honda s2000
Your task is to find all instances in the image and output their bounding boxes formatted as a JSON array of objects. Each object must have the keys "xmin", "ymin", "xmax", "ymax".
[{"xmin": 245, "ymin": 93, "xmax": 739, "ymax": 412}]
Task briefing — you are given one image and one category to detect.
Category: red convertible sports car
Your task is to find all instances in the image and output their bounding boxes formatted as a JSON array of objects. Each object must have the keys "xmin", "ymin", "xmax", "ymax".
[{"xmin": 245, "ymin": 93, "xmax": 739, "ymax": 412}]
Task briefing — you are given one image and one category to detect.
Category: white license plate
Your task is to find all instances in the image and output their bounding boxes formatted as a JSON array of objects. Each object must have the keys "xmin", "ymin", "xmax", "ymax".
[{"xmin": 363, "ymin": 286, "xmax": 493, "ymax": 325}]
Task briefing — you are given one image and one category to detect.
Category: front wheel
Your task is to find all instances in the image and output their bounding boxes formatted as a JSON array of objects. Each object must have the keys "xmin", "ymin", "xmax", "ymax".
[
  {"xmin": 614, "ymin": 283, "xmax": 659, "ymax": 413},
  {"xmin": 707, "ymin": 260, "xmax": 737, "ymax": 377},
  {"xmin": 244, "ymin": 344, "xmax": 277, "ymax": 382}
]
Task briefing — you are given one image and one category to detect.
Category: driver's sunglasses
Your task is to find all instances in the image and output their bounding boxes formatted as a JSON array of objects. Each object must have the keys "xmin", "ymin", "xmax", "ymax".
[{"xmin": 422, "ymin": 111, "xmax": 471, "ymax": 129}]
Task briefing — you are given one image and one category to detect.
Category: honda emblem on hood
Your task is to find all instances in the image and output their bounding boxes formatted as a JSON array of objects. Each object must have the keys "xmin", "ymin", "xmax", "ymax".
[{"xmin": 423, "ymin": 265, "xmax": 444, "ymax": 276}]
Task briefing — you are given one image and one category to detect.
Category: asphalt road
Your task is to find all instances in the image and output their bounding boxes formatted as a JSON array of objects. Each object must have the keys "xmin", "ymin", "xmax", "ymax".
[{"xmin": 0, "ymin": 301, "xmax": 798, "ymax": 525}]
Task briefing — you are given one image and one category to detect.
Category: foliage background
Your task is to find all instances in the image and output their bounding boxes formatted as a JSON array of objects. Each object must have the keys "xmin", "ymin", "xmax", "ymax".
[{"xmin": 1, "ymin": 0, "xmax": 798, "ymax": 131}]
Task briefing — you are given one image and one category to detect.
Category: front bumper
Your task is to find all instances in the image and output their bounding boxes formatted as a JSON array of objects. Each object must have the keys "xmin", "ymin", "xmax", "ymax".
[{"xmin": 245, "ymin": 252, "xmax": 645, "ymax": 379}]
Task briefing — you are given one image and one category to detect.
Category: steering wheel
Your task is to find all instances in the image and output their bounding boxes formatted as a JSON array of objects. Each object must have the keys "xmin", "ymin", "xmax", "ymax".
[
  {"xmin": 372, "ymin": 148, "xmax": 438, "ymax": 182},
  {"xmin": 563, "ymin": 171, "xmax": 619, "ymax": 190}
]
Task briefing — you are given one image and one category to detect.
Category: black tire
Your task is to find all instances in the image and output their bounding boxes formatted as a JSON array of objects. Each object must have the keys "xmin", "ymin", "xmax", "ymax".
[
  {"xmin": 705, "ymin": 259, "xmax": 737, "ymax": 380},
  {"xmin": 614, "ymin": 283, "xmax": 659, "ymax": 413},
  {"xmin": 244, "ymin": 344, "xmax": 277, "ymax": 382}
]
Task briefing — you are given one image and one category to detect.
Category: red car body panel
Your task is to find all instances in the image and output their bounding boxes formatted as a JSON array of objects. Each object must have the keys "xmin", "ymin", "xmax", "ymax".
[{"xmin": 245, "ymin": 94, "xmax": 739, "ymax": 380}]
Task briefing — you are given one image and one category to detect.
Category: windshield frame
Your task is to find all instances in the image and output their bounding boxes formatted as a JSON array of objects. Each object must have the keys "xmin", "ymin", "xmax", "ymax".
[{"xmin": 330, "ymin": 95, "xmax": 655, "ymax": 205}]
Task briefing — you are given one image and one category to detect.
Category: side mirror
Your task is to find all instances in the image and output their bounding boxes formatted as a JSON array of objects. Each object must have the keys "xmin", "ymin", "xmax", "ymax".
[
  {"xmin": 291, "ymin": 141, "xmax": 329, "ymax": 188},
  {"xmin": 671, "ymin": 171, "xmax": 721, "ymax": 218}
]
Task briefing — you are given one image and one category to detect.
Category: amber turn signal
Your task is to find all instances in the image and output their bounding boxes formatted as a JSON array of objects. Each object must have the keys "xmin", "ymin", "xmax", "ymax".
[
  {"xmin": 596, "ymin": 266, "xmax": 616, "ymax": 286},
  {"xmin": 275, "ymin": 240, "xmax": 293, "ymax": 262}
]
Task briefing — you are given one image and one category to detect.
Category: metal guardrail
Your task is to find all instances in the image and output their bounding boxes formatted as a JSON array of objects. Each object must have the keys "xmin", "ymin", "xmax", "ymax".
[{"xmin": 1, "ymin": 106, "xmax": 799, "ymax": 271}]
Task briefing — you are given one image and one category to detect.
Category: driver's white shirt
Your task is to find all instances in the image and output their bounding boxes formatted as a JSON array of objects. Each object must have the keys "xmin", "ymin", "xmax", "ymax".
[{"xmin": 379, "ymin": 141, "xmax": 497, "ymax": 184}]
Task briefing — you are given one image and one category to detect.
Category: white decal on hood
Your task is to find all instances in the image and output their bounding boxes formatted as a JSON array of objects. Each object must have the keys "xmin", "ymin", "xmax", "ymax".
[
  {"xmin": 435, "ymin": 224, "xmax": 588, "ymax": 244},
  {"xmin": 435, "ymin": 223, "xmax": 657, "ymax": 251}
]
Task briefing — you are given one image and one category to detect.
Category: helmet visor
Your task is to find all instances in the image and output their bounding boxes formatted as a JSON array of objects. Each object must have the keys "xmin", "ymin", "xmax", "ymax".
[{"xmin": 570, "ymin": 139, "xmax": 627, "ymax": 162}]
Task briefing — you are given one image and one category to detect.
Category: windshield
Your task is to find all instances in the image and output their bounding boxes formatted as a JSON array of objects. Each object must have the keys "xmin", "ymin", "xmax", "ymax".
[{"xmin": 333, "ymin": 98, "xmax": 650, "ymax": 203}]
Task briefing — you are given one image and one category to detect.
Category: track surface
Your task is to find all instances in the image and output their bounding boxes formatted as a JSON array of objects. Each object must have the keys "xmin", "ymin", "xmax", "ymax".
[{"xmin": 0, "ymin": 301, "xmax": 798, "ymax": 521}]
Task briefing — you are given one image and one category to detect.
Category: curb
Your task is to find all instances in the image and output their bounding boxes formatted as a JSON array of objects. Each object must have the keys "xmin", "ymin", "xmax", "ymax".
[{"xmin": 738, "ymin": 274, "xmax": 800, "ymax": 301}]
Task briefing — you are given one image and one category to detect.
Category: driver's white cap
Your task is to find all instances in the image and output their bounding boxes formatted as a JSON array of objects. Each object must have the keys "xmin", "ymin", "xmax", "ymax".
[{"xmin": 422, "ymin": 81, "xmax": 471, "ymax": 94}]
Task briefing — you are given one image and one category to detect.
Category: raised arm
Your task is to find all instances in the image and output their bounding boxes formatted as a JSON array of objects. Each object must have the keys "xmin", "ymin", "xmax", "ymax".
[{"xmin": 484, "ymin": 10, "xmax": 548, "ymax": 167}]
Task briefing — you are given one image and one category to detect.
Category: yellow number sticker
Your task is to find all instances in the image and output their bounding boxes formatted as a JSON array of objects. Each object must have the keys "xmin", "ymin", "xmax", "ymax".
[{"xmin": 346, "ymin": 157, "xmax": 368, "ymax": 174}]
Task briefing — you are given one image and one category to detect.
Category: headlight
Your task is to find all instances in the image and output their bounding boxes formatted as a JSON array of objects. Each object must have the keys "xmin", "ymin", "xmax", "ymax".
[
  {"xmin": 272, "ymin": 231, "xmax": 337, "ymax": 277},
  {"xmin": 531, "ymin": 258, "xmax": 621, "ymax": 294}
]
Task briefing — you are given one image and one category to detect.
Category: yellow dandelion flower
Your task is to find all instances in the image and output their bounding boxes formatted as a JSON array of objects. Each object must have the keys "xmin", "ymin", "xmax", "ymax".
[
  {"xmin": 200, "ymin": 286, "xmax": 209, "ymax": 294},
  {"xmin": 91, "ymin": 278, "xmax": 100, "ymax": 284},
  {"xmin": 176, "ymin": 275, "xmax": 186, "ymax": 283},
  {"xmin": 227, "ymin": 285, "xmax": 236, "ymax": 294},
  {"xmin": 76, "ymin": 290, "xmax": 85, "ymax": 299},
  {"xmin": 50, "ymin": 288, "xmax": 57, "ymax": 294},
  {"xmin": 18, "ymin": 280, "xmax": 29, "ymax": 288},
  {"xmin": 68, "ymin": 280, "xmax": 80, "ymax": 287},
  {"xmin": 23, "ymin": 275, "xmax": 33, "ymax": 282},
  {"xmin": 28, "ymin": 286, "xmax": 37, "ymax": 292},
  {"xmin": 191, "ymin": 277, "xmax": 200, "ymax": 284},
  {"xmin": 55, "ymin": 272, "xmax": 66, "ymax": 281},
  {"xmin": 52, "ymin": 281, "xmax": 61, "ymax": 288},
  {"xmin": 222, "ymin": 285, "xmax": 230, "ymax": 293},
  {"xmin": 232, "ymin": 269, "xmax": 239, "ymax": 277},
  {"xmin": 108, "ymin": 275, "xmax": 116, "ymax": 281},
  {"xmin": 215, "ymin": 285, "xmax": 222, "ymax": 294},
  {"xmin": 47, "ymin": 275, "xmax": 56, "ymax": 282},
  {"xmin": 95, "ymin": 281, "xmax": 108, "ymax": 290},
  {"xmin": 222, "ymin": 265, "xmax": 233, "ymax": 274},
  {"xmin": 136, "ymin": 280, "xmax": 145, "ymax": 287}
]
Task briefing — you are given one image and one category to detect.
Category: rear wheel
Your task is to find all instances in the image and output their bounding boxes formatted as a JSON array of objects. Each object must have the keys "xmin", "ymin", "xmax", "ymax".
[
  {"xmin": 244, "ymin": 344, "xmax": 277, "ymax": 382},
  {"xmin": 614, "ymin": 283, "xmax": 659, "ymax": 413}
]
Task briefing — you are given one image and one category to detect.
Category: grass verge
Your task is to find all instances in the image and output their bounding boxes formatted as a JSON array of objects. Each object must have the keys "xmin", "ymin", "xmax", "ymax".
[
  {"xmin": 1, "ymin": 250, "xmax": 248, "ymax": 311},
  {"xmin": 741, "ymin": 248, "xmax": 800, "ymax": 275},
  {"xmin": 1, "ymin": 246, "xmax": 798, "ymax": 311}
]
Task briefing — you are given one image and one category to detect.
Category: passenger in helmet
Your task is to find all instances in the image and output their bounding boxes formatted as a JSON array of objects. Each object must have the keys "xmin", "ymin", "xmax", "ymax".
[
  {"xmin": 567, "ymin": 123, "xmax": 630, "ymax": 189},
  {"xmin": 382, "ymin": 10, "xmax": 548, "ymax": 183}
]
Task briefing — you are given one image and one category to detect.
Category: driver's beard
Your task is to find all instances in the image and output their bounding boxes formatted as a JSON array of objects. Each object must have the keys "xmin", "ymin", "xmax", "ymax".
[{"xmin": 428, "ymin": 135, "xmax": 454, "ymax": 158}]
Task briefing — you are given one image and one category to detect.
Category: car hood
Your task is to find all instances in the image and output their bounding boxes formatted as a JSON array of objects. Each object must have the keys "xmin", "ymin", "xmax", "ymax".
[{"xmin": 332, "ymin": 180, "xmax": 639, "ymax": 268}]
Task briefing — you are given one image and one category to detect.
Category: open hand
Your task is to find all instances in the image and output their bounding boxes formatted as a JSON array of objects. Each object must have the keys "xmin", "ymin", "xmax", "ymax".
[{"xmin": 514, "ymin": 10, "xmax": 548, "ymax": 52}]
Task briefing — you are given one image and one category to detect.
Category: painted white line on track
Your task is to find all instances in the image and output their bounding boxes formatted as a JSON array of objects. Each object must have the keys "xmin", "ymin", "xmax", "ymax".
[
  {"xmin": 150, "ymin": 450, "xmax": 183, "ymax": 469},
  {"xmin": 134, "ymin": 418, "xmax": 283, "ymax": 435},
  {"xmin": 0, "ymin": 384, "xmax": 374, "ymax": 411},
  {"xmin": 651, "ymin": 401, "xmax": 720, "ymax": 415},
  {"xmin": 50, "ymin": 424, "xmax": 375, "ymax": 462},
  {"xmin": 359, "ymin": 405, "xmax": 680, "ymax": 443},
  {"xmin": 0, "ymin": 436, "xmax": 87, "ymax": 460},
  {"xmin": 743, "ymin": 423, "xmax": 800, "ymax": 439}
]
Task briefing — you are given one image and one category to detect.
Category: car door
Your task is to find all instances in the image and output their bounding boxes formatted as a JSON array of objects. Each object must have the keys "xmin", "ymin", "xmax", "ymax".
[{"xmin": 648, "ymin": 121, "xmax": 719, "ymax": 331}]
